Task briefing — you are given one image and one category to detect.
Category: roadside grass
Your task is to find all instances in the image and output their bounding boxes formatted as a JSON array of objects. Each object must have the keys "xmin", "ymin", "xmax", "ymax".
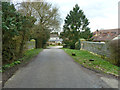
[
  {"xmin": 23, "ymin": 48, "xmax": 42, "ymax": 61},
  {"xmin": 2, "ymin": 48, "xmax": 42, "ymax": 72},
  {"xmin": 63, "ymin": 48, "xmax": 119, "ymax": 76}
]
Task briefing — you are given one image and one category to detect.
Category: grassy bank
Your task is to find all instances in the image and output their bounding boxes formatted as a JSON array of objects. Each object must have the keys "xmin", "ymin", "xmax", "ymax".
[
  {"xmin": 2, "ymin": 48, "xmax": 42, "ymax": 72},
  {"xmin": 63, "ymin": 48, "xmax": 119, "ymax": 76}
]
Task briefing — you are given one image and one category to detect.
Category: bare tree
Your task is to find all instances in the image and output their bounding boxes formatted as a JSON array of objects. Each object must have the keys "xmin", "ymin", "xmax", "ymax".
[{"xmin": 17, "ymin": 1, "xmax": 61, "ymax": 48}]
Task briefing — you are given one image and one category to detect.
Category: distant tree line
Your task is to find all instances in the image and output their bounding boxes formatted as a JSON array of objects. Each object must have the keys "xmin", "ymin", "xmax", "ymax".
[{"xmin": 2, "ymin": 1, "xmax": 61, "ymax": 64}]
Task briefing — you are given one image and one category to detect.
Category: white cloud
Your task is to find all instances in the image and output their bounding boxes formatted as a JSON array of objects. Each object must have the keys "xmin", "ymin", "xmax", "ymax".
[
  {"xmin": 89, "ymin": 15, "xmax": 117, "ymax": 31},
  {"xmin": 12, "ymin": 0, "xmax": 118, "ymax": 32},
  {"xmin": 47, "ymin": 0, "xmax": 118, "ymax": 32}
]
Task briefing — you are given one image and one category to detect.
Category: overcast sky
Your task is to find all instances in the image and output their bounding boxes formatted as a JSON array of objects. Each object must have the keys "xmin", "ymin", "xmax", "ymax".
[
  {"xmin": 46, "ymin": 0, "xmax": 118, "ymax": 32},
  {"xmin": 12, "ymin": 0, "xmax": 119, "ymax": 32}
]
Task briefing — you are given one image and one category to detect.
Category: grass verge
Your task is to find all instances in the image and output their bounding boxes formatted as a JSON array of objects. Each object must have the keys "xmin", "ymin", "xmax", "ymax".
[
  {"xmin": 63, "ymin": 48, "xmax": 119, "ymax": 77},
  {"xmin": 2, "ymin": 48, "xmax": 43, "ymax": 87},
  {"xmin": 2, "ymin": 48, "xmax": 43, "ymax": 72}
]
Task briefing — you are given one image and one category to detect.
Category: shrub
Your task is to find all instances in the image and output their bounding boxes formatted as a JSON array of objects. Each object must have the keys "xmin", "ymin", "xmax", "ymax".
[
  {"xmin": 63, "ymin": 44, "xmax": 70, "ymax": 48},
  {"xmin": 43, "ymin": 44, "xmax": 47, "ymax": 49},
  {"xmin": 58, "ymin": 43, "xmax": 61, "ymax": 45},
  {"xmin": 63, "ymin": 44, "xmax": 67, "ymax": 48},
  {"xmin": 75, "ymin": 40, "xmax": 81, "ymax": 50},
  {"xmin": 109, "ymin": 39, "xmax": 120, "ymax": 66}
]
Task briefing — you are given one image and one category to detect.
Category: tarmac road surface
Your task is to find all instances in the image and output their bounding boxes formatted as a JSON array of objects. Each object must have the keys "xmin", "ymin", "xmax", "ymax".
[{"xmin": 3, "ymin": 46, "xmax": 118, "ymax": 88}]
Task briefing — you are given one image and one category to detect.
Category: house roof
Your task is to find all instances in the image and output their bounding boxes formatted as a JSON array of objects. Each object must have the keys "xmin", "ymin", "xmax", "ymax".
[
  {"xmin": 50, "ymin": 34, "xmax": 58, "ymax": 37},
  {"xmin": 92, "ymin": 28, "xmax": 120, "ymax": 41}
]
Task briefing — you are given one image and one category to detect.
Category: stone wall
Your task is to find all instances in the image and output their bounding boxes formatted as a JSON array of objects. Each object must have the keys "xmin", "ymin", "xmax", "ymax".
[
  {"xmin": 81, "ymin": 41, "xmax": 110, "ymax": 57},
  {"xmin": 26, "ymin": 39, "xmax": 35, "ymax": 50}
]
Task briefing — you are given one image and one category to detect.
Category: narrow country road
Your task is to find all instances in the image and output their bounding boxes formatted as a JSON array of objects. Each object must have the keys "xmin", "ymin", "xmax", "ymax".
[{"xmin": 3, "ymin": 46, "xmax": 117, "ymax": 88}]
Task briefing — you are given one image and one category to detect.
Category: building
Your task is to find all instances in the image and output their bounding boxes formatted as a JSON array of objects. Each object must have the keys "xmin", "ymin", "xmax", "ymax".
[
  {"xmin": 48, "ymin": 33, "xmax": 63, "ymax": 45},
  {"xmin": 112, "ymin": 34, "xmax": 120, "ymax": 40},
  {"xmin": 91, "ymin": 28, "xmax": 120, "ymax": 42}
]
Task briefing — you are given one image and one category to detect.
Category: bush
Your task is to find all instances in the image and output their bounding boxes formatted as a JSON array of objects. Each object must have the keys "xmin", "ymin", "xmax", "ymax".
[
  {"xmin": 58, "ymin": 43, "xmax": 61, "ymax": 45},
  {"xmin": 63, "ymin": 44, "xmax": 70, "ymax": 48},
  {"xmin": 70, "ymin": 44, "xmax": 75, "ymax": 49},
  {"xmin": 75, "ymin": 40, "xmax": 81, "ymax": 50},
  {"xmin": 63, "ymin": 44, "xmax": 67, "ymax": 48},
  {"xmin": 109, "ymin": 39, "xmax": 120, "ymax": 66},
  {"xmin": 43, "ymin": 44, "xmax": 47, "ymax": 49}
]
